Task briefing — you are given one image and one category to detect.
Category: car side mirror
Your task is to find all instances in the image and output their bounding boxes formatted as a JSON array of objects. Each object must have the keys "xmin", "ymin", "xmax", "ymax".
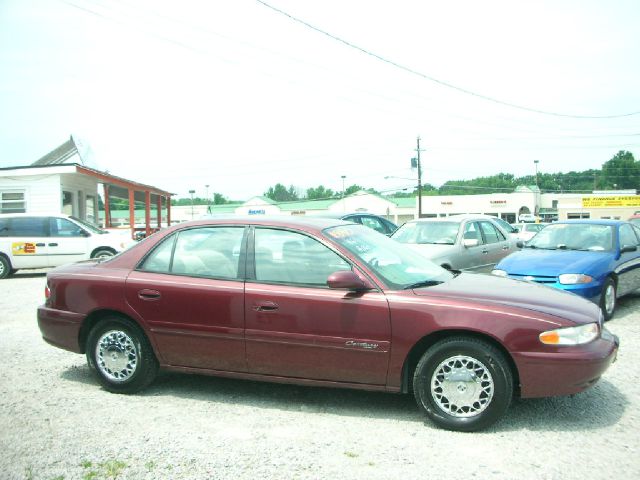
[
  {"xmin": 516, "ymin": 240, "xmax": 524, "ymax": 248},
  {"xmin": 327, "ymin": 270, "xmax": 373, "ymax": 291},
  {"xmin": 463, "ymin": 238, "xmax": 479, "ymax": 248},
  {"xmin": 620, "ymin": 245, "xmax": 638, "ymax": 253}
]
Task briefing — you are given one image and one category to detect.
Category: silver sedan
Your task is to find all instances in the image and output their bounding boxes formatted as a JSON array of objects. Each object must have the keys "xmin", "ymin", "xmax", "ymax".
[{"xmin": 391, "ymin": 215, "xmax": 519, "ymax": 272}]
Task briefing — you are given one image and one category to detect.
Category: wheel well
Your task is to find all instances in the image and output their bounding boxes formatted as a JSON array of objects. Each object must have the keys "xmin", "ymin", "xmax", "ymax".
[
  {"xmin": 90, "ymin": 247, "xmax": 116, "ymax": 258},
  {"xmin": 79, "ymin": 309, "xmax": 143, "ymax": 354},
  {"xmin": 0, "ymin": 252, "xmax": 11, "ymax": 265},
  {"xmin": 400, "ymin": 329, "xmax": 521, "ymax": 396}
]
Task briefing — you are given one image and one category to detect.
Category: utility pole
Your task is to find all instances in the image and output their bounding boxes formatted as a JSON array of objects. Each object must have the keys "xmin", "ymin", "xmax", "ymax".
[{"xmin": 415, "ymin": 136, "xmax": 425, "ymax": 218}]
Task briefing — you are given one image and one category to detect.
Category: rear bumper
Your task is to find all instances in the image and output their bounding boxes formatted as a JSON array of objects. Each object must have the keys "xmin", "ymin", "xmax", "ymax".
[
  {"xmin": 514, "ymin": 329, "xmax": 619, "ymax": 398},
  {"xmin": 37, "ymin": 305, "xmax": 84, "ymax": 354}
]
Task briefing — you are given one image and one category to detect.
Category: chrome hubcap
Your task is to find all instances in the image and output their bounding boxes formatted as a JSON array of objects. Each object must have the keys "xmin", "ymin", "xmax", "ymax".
[
  {"xmin": 604, "ymin": 284, "xmax": 615, "ymax": 315},
  {"xmin": 431, "ymin": 355, "xmax": 494, "ymax": 418},
  {"xmin": 96, "ymin": 330, "xmax": 138, "ymax": 382}
]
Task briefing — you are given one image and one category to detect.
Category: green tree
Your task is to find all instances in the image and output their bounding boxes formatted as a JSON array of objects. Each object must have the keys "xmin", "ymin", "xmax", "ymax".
[
  {"xmin": 344, "ymin": 184, "xmax": 363, "ymax": 196},
  {"xmin": 306, "ymin": 185, "xmax": 335, "ymax": 200},
  {"xmin": 264, "ymin": 183, "xmax": 299, "ymax": 202},
  {"xmin": 600, "ymin": 151, "xmax": 639, "ymax": 189},
  {"xmin": 212, "ymin": 192, "xmax": 228, "ymax": 205}
]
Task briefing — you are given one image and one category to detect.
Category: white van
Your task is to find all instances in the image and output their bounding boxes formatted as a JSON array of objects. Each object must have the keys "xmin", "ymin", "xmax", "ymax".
[
  {"xmin": 518, "ymin": 213, "xmax": 537, "ymax": 223},
  {"xmin": 0, "ymin": 214, "xmax": 134, "ymax": 278}
]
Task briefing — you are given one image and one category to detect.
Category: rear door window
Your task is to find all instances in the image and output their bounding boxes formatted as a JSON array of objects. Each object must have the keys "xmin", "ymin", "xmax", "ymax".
[
  {"xmin": 6, "ymin": 217, "xmax": 48, "ymax": 237},
  {"xmin": 479, "ymin": 221, "xmax": 505, "ymax": 244},
  {"xmin": 140, "ymin": 227, "xmax": 245, "ymax": 279}
]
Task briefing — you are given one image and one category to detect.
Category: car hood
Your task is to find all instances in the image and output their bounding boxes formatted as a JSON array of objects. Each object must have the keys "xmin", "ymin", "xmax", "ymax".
[
  {"xmin": 496, "ymin": 249, "xmax": 613, "ymax": 278},
  {"xmin": 413, "ymin": 272, "xmax": 600, "ymax": 325},
  {"xmin": 404, "ymin": 243, "xmax": 455, "ymax": 259}
]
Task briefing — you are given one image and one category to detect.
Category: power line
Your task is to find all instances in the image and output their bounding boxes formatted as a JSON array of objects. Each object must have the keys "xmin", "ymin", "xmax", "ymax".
[{"xmin": 256, "ymin": 0, "xmax": 640, "ymax": 120}]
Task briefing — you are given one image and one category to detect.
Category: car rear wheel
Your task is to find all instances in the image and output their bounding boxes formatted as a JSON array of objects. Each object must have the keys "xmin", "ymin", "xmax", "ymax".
[
  {"xmin": 0, "ymin": 256, "xmax": 11, "ymax": 279},
  {"xmin": 91, "ymin": 248, "xmax": 116, "ymax": 259},
  {"xmin": 599, "ymin": 277, "xmax": 616, "ymax": 321},
  {"xmin": 86, "ymin": 316, "xmax": 158, "ymax": 393},
  {"xmin": 413, "ymin": 337, "xmax": 513, "ymax": 432}
]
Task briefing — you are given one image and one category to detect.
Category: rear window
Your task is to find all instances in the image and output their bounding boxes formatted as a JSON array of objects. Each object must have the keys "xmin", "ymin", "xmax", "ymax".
[{"xmin": 2, "ymin": 217, "xmax": 48, "ymax": 237}]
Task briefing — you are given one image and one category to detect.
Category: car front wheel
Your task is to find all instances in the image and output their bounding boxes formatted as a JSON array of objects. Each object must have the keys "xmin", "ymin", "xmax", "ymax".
[
  {"xmin": 86, "ymin": 316, "xmax": 158, "ymax": 393},
  {"xmin": 413, "ymin": 337, "xmax": 513, "ymax": 432},
  {"xmin": 599, "ymin": 277, "xmax": 616, "ymax": 321}
]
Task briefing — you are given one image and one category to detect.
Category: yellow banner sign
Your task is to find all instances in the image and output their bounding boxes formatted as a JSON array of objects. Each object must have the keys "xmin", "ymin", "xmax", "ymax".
[
  {"xmin": 581, "ymin": 196, "xmax": 640, "ymax": 208},
  {"xmin": 12, "ymin": 242, "xmax": 37, "ymax": 255}
]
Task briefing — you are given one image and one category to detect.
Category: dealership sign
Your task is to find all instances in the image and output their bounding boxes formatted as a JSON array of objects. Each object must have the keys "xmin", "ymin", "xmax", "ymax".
[{"xmin": 582, "ymin": 196, "xmax": 640, "ymax": 208}]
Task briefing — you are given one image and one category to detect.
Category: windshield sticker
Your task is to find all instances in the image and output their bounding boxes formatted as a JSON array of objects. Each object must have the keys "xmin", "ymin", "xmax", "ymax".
[{"xmin": 326, "ymin": 226, "xmax": 358, "ymax": 239}]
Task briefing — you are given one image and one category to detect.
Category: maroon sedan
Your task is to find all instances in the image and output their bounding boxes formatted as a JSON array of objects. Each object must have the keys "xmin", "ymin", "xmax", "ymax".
[{"xmin": 38, "ymin": 217, "xmax": 618, "ymax": 431}]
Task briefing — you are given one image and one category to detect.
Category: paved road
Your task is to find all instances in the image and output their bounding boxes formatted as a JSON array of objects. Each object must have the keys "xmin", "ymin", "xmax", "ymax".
[{"xmin": 0, "ymin": 271, "xmax": 638, "ymax": 480}]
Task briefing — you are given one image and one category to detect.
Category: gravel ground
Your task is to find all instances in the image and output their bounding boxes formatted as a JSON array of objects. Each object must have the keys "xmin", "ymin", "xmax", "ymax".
[{"xmin": 1, "ymin": 270, "xmax": 639, "ymax": 480}]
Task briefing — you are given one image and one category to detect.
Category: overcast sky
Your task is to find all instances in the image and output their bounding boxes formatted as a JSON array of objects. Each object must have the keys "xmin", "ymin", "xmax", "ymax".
[{"xmin": 1, "ymin": 0, "xmax": 639, "ymax": 200}]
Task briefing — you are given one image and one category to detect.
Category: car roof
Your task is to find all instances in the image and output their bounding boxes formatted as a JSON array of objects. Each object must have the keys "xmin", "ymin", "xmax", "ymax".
[
  {"xmin": 179, "ymin": 214, "xmax": 355, "ymax": 231},
  {"xmin": 308, "ymin": 212, "xmax": 387, "ymax": 220},
  {"xmin": 0, "ymin": 212, "xmax": 71, "ymax": 219},
  {"xmin": 553, "ymin": 219, "xmax": 627, "ymax": 226},
  {"xmin": 408, "ymin": 214, "xmax": 501, "ymax": 224}
]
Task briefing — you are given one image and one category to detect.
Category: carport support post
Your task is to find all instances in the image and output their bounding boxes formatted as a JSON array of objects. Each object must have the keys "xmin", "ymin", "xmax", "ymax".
[
  {"xmin": 156, "ymin": 195, "xmax": 162, "ymax": 229},
  {"xmin": 103, "ymin": 184, "xmax": 111, "ymax": 228},
  {"xmin": 128, "ymin": 189, "xmax": 135, "ymax": 240},
  {"xmin": 144, "ymin": 191, "xmax": 151, "ymax": 238}
]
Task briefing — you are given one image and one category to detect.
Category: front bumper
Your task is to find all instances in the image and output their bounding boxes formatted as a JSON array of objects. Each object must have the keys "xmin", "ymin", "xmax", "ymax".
[
  {"xmin": 37, "ymin": 305, "xmax": 85, "ymax": 354},
  {"xmin": 513, "ymin": 328, "xmax": 619, "ymax": 398}
]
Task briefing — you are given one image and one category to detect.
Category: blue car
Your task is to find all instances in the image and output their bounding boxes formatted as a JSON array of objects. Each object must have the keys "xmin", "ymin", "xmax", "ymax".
[{"xmin": 492, "ymin": 220, "xmax": 640, "ymax": 320}]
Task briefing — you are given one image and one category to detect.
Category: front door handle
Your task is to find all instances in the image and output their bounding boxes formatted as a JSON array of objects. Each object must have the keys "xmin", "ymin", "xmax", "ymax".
[
  {"xmin": 253, "ymin": 301, "xmax": 279, "ymax": 312},
  {"xmin": 138, "ymin": 289, "xmax": 161, "ymax": 301},
  {"xmin": 36, "ymin": 243, "xmax": 45, "ymax": 247}
]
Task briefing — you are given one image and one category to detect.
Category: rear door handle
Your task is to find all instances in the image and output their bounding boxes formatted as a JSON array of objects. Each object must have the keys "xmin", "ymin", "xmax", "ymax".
[
  {"xmin": 138, "ymin": 289, "xmax": 161, "ymax": 301},
  {"xmin": 253, "ymin": 301, "xmax": 279, "ymax": 312},
  {"xmin": 48, "ymin": 243, "xmax": 58, "ymax": 247}
]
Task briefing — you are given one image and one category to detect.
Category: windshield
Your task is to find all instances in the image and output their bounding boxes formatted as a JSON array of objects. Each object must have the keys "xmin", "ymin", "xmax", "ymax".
[
  {"xmin": 391, "ymin": 221, "xmax": 459, "ymax": 245},
  {"xmin": 324, "ymin": 224, "xmax": 453, "ymax": 289},
  {"xmin": 70, "ymin": 216, "xmax": 107, "ymax": 234},
  {"xmin": 527, "ymin": 223, "xmax": 613, "ymax": 251}
]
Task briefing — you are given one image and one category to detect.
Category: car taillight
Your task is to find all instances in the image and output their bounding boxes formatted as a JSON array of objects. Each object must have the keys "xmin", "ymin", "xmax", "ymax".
[{"xmin": 44, "ymin": 285, "xmax": 51, "ymax": 300}]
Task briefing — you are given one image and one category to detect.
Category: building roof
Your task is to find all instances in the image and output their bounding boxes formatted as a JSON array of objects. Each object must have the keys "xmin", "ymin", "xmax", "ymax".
[{"xmin": 31, "ymin": 135, "xmax": 100, "ymax": 169}]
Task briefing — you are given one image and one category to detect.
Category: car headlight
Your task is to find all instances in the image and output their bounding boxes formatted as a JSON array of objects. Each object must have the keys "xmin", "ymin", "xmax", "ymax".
[
  {"xmin": 558, "ymin": 273, "xmax": 593, "ymax": 285},
  {"xmin": 491, "ymin": 269, "xmax": 507, "ymax": 277},
  {"xmin": 539, "ymin": 323, "xmax": 599, "ymax": 345}
]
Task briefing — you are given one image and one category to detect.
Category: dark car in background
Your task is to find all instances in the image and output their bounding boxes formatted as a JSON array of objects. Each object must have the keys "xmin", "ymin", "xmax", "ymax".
[
  {"xmin": 313, "ymin": 212, "xmax": 397, "ymax": 235},
  {"xmin": 38, "ymin": 216, "xmax": 619, "ymax": 432}
]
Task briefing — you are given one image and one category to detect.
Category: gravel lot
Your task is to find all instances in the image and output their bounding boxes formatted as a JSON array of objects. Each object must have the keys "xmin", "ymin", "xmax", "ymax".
[{"xmin": 1, "ymin": 270, "xmax": 639, "ymax": 480}]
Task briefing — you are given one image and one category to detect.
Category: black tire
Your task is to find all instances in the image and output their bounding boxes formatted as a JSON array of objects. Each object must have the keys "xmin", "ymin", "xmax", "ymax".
[
  {"xmin": 86, "ymin": 316, "xmax": 158, "ymax": 393},
  {"xmin": 0, "ymin": 255, "xmax": 11, "ymax": 279},
  {"xmin": 91, "ymin": 248, "xmax": 116, "ymax": 259},
  {"xmin": 599, "ymin": 277, "xmax": 617, "ymax": 321},
  {"xmin": 413, "ymin": 337, "xmax": 513, "ymax": 432}
]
